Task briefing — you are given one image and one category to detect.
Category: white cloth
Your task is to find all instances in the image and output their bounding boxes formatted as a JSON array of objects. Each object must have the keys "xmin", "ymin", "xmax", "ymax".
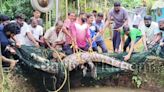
[
  {"xmin": 133, "ymin": 14, "xmax": 142, "ymax": 26},
  {"xmin": 139, "ymin": 21, "xmax": 161, "ymax": 43},
  {"xmin": 29, "ymin": 25, "xmax": 43, "ymax": 40},
  {"xmin": 44, "ymin": 27, "xmax": 66, "ymax": 49},
  {"xmin": 15, "ymin": 22, "xmax": 31, "ymax": 45},
  {"xmin": 25, "ymin": 25, "xmax": 43, "ymax": 46}
]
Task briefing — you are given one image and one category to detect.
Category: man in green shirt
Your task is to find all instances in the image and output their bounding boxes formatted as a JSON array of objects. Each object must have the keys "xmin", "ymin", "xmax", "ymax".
[{"xmin": 121, "ymin": 26, "xmax": 147, "ymax": 61}]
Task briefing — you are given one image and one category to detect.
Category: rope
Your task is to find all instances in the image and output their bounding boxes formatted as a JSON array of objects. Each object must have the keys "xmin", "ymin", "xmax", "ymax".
[
  {"xmin": 43, "ymin": 75, "xmax": 57, "ymax": 92},
  {"xmin": 43, "ymin": 48, "xmax": 68, "ymax": 92}
]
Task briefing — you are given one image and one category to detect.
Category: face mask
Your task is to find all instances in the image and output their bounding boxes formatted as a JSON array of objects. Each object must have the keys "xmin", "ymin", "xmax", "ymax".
[{"xmin": 145, "ymin": 24, "xmax": 151, "ymax": 27}]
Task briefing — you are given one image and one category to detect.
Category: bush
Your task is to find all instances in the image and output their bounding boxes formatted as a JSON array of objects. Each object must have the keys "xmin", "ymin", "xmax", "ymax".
[{"xmin": 1, "ymin": 0, "xmax": 33, "ymax": 21}]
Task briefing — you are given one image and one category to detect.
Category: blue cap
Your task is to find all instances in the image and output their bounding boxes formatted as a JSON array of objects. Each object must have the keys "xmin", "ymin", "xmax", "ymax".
[
  {"xmin": 0, "ymin": 15, "xmax": 10, "ymax": 21},
  {"xmin": 144, "ymin": 15, "xmax": 152, "ymax": 20}
]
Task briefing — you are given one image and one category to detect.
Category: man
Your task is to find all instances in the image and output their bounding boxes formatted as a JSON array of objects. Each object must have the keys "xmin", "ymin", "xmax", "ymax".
[
  {"xmin": 13, "ymin": 14, "xmax": 40, "ymax": 48},
  {"xmin": 63, "ymin": 12, "xmax": 76, "ymax": 55},
  {"xmin": 0, "ymin": 23, "xmax": 20, "ymax": 69},
  {"xmin": 92, "ymin": 13, "xmax": 108, "ymax": 53},
  {"xmin": 158, "ymin": 18, "xmax": 164, "ymax": 49},
  {"xmin": 121, "ymin": 26, "xmax": 147, "ymax": 61},
  {"xmin": 28, "ymin": 18, "xmax": 43, "ymax": 46},
  {"xmin": 132, "ymin": 11, "xmax": 142, "ymax": 28},
  {"xmin": 44, "ymin": 21, "xmax": 66, "ymax": 51},
  {"xmin": 71, "ymin": 13, "xmax": 92, "ymax": 51},
  {"xmin": 92, "ymin": 10, "xmax": 97, "ymax": 21},
  {"xmin": 0, "ymin": 15, "xmax": 10, "ymax": 32},
  {"xmin": 139, "ymin": 15, "xmax": 162, "ymax": 49},
  {"xmin": 87, "ymin": 14, "xmax": 98, "ymax": 52},
  {"xmin": 103, "ymin": 1, "xmax": 128, "ymax": 53},
  {"xmin": 31, "ymin": 10, "xmax": 43, "ymax": 26},
  {"xmin": 64, "ymin": 12, "xmax": 76, "ymax": 29}
]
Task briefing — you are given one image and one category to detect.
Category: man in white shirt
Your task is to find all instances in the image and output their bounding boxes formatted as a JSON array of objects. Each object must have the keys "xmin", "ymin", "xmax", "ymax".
[
  {"xmin": 13, "ymin": 14, "xmax": 39, "ymax": 47},
  {"xmin": 133, "ymin": 11, "xmax": 142, "ymax": 28},
  {"xmin": 28, "ymin": 18, "xmax": 43, "ymax": 46},
  {"xmin": 139, "ymin": 15, "xmax": 162, "ymax": 49},
  {"xmin": 44, "ymin": 21, "xmax": 66, "ymax": 50}
]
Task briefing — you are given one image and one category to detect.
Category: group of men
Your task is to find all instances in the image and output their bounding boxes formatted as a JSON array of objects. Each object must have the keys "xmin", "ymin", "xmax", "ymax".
[
  {"xmin": 104, "ymin": 2, "xmax": 164, "ymax": 60},
  {"xmin": 0, "ymin": 10, "xmax": 43, "ymax": 68},
  {"xmin": 0, "ymin": 1, "xmax": 164, "ymax": 69}
]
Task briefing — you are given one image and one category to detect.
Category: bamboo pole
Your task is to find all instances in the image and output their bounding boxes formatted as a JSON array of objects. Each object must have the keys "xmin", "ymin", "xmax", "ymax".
[
  {"xmin": 104, "ymin": 0, "xmax": 107, "ymax": 20},
  {"xmin": 46, "ymin": 12, "xmax": 48, "ymax": 30},
  {"xmin": 49, "ymin": 11, "xmax": 51, "ymax": 27},
  {"xmin": 77, "ymin": 0, "xmax": 80, "ymax": 15},
  {"xmin": 66, "ymin": 0, "xmax": 68, "ymax": 19},
  {"xmin": 85, "ymin": 0, "xmax": 87, "ymax": 12},
  {"xmin": 56, "ymin": 0, "xmax": 59, "ymax": 22}
]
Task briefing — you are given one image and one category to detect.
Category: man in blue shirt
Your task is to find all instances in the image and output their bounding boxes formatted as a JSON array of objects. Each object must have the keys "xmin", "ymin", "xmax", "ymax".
[
  {"xmin": 0, "ymin": 23, "xmax": 20, "ymax": 69},
  {"xmin": 0, "ymin": 15, "xmax": 10, "ymax": 32},
  {"xmin": 0, "ymin": 22, "xmax": 20, "ymax": 57},
  {"xmin": 87, "ymin": 14, "xmax": 98, "ymax": 52},
  {"xmin": 92, "ymin": 13, "xmax": 108, "ymax": 53}
]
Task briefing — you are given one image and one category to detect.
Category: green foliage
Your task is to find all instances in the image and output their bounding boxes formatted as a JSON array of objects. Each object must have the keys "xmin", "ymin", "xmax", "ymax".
[
  {"xmin": 121, "ymin": 0, "xmax": 142, "ymax": 9},
  {"xmin": 146, "ymin": 0, "xmax": 155, "ymax": 15},
  {"xmin": 132, "ymin": 75, "xmax": 142, "ymax": 88},
  {"xmin": 0, "ymin": 0, "xmax": 33, "ymax": 20}
]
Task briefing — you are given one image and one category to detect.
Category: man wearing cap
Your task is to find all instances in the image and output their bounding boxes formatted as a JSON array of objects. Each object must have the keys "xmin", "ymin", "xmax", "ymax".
[
  {"xmin": 139, "ymin": 15, "xmax": 162, "ymax": 49},
  {"xmin": 0, "ymin": 15, "xmax": 10, "ymax": 32},
  {"xmin": 103, "ymin": 1, "xmax": 128, "ymax": 53}
]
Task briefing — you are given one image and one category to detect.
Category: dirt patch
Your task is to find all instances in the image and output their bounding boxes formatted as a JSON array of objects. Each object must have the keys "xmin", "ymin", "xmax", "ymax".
[
  {"xmin": 3, "ymin": 71, "xmax": 37, "ymax": 92},
  {"xmin": 71, "ymin": 87, "xmax": 150, "ymax": 92},
  {"xmin": 104, "ymin": 38, "xmax": 144, "ymax": 52}
]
